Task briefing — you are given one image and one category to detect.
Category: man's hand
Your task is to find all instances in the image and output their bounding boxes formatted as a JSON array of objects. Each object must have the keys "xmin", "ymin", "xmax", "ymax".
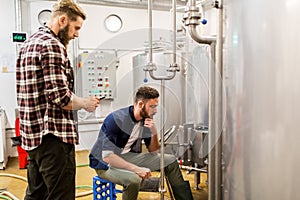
[
  {"xmin": 83, "ymin": 96, "xmax": 99, "ymax": 112},
  {"xmin": 144, "ymin": 118, "xmax": 158, "ymax": 135},
  {"xmin": 103, "ymin": 153, "xmax": 152, "ymax": 179},
  {"xmin": 134, "ymin": 167, "xmax": 152, "ymax": 179},
  {"xmin": 144, "ymin": 118, "xmax": 160, "ymax": 152}
]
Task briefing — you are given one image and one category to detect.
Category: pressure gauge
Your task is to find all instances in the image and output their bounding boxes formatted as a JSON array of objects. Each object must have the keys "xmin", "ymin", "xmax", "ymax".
[
  {"xmin": 38, "ymin": 9, "xmax": 52, "ymax": 26},
  {"xmin": 104, "ymin": 14, "xmax": 123, "ymax": 33}
]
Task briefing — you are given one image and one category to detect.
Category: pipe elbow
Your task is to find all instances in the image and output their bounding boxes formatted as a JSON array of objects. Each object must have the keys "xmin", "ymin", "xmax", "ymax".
[
  {"xmin": 189, "ymin": 25, "xmax": 216, "ymax": 45},
  {"xmin": 149, "ymin": 71, "xmax": 176, "ymax": 80}
]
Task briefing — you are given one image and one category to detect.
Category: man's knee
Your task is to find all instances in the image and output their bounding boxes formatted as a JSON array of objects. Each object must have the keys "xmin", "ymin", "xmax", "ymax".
[
  {"xmin": 125, "ymin": 174, "xmax": 141, "ymax": 187},
  {"xmin": 164, "ymin": 154, "xmax": 177, "ymax": 166}
]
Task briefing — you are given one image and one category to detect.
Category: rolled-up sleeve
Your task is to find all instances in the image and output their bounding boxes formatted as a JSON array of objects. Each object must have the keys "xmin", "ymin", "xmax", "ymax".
[{"xmin": 41, "ymin": 40, "xmax": 73, "ymax": 107}]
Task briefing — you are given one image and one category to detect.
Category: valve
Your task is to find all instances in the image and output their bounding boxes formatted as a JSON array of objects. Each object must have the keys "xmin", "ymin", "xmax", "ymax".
[
  {"xmin": 201, "ymin": 19, "xmax": 207, "ymax": 25},
  {"xmin": 168, "ymin": 63, "xmax": 180, "ymax": 72},
  {"xmin": 144, "ymin": 71, "xmax": 148, "ymax": 83}
]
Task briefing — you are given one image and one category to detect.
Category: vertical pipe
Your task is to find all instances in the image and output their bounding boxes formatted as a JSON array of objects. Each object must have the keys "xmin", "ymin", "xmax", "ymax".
[
  {"xmin": 187, "ymin": 127, "xmax": 192, "ymax": 162},
  {"xmin": 208, "ymin": 43, "xmax": 216, "ymax": 200},
  {"xmin": 184, "ymin": 0, "xmax": 222, "ymax": 199},
  {"xmin": 148, "ymin": 0, "xmax": 153, "ymax": 64},
  {"xmin": 14, "ymin": 0, "xmax": 22, "ymax": 55},
  {"xmin": 214, "ymin": 2, "xmax": 223, "ymax": 199},
  {"xmin": 145, "ymin": 1, "xmax": 178, "ymax": 199},
  {"xmin": 194, "ymin": 163, "xmax": 201, "ymax": 190},
  {"xmin": 15, "ymin": 0, "xmax": 21, "ymax": 32},
  {"xmin": 160, "ymin": 79, "xmax": 166, "ymax": 200},
  {"xmin": 172, "ymin": 0, "xmax": 177, "ymax": 64},
  {"xmin": 191, "ymin": 0, "xmax": 196, "ymax": 6}
]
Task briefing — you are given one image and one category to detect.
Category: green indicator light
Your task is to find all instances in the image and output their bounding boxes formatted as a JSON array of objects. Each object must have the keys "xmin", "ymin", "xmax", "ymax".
[{"xmin": 12, "ymin": 32, "xmax": 27, "ymax": 43}]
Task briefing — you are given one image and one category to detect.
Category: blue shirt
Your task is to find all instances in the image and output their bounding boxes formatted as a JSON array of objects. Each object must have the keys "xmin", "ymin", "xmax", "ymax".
[{"xmin": 89, "ymin": 106, "xmax": 152, "ymax": 170}]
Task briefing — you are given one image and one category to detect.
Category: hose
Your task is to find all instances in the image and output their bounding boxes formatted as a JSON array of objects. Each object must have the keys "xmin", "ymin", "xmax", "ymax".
[
  {"xmin": 76, "ymin": 163, "xmax": 89, "ymax": 167},
  {"xmin": 76, "ymin": 185, "xmax": 93, "ymax": 189},
  {"xmin": 0, "ymin": 191, "xmax": 18, "ymax": 200},
  {"xmin": 0, "ymin": 173, "xmax": 93, "ymax": 198},
  {"xmin": 0, "ymin": 195, "xmax": 12, "ymax": 200}
]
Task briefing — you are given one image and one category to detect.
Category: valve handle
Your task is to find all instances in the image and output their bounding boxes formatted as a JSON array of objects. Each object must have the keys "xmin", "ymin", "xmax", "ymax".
[{"xmin": 201, "ymin": 19, "xmax": 207, "ymax": 25}]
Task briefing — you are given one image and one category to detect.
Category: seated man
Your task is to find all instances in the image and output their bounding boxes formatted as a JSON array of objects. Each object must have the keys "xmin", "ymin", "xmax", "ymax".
[{"xmin": 89, "ymin": 86, "xmax": 193, "ymax": 200}]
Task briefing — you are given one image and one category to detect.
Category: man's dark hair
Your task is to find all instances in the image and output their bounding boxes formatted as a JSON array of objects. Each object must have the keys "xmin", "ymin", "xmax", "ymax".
[{"xmin": 135, "ymin": 86, "xmax": 159, "ymax": 103}]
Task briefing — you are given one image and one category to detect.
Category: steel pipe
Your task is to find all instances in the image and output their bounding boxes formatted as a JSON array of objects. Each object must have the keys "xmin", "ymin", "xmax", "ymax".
[
  {"xmin": 184, "ymin": 1, "xmax": 223, "ymax": 200},
  {"xmin": 188, "ymin": 26, "xmax": 216, "ymax": 45},
  {"xmin": 14, "ymin": 0, "xmax": 21, "ymax": 32},
  {"xmin": 78, "ymin": 0, "xmax": 187, "ymax": 11},
  {"xmin": 159, "ymin": 79, "xmax": 166, "ymax": 200},
  {"xmin": 208, "ymin": 42, "xmax": 216, "ymax": 200},
  {"xmin": 214, "ymin": 1, "xmax": 223, "ymax": 199},
  {"xmin": 180, "ymin": 165, "xmax": 208, "ymax": 173}
]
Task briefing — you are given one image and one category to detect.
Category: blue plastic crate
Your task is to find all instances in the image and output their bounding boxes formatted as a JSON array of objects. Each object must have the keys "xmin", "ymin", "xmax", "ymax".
[{"xmin": 93, "ymin": 176, "xmax": 122, "ymax": 200}]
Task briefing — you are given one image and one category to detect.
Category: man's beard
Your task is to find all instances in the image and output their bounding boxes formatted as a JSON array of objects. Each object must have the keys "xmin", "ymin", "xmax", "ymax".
[
  {"xmin": 58, "ymin": 24, "xmax": 70, "ymax": 47},
  {"xmin": 140, "ymin": 106, "xmax": 151, "ymax": 119}
]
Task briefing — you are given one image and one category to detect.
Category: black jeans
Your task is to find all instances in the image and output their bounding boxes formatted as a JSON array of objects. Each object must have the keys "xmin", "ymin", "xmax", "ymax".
[{"xmin": 25, "ymin": 134, "xmax": 76, "ymax": 200}]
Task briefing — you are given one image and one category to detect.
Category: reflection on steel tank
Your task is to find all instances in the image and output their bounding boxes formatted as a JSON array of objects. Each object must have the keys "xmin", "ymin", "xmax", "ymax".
[
  {"xmin": 132, "ymin": 46, "xmax": 209, "ymax": 133},
  {"xmin": 223, "ymin": 0, "xmax": 300, "ymax": 199},
  {"xmin": 133, "ymin": 52, "xmax": 183, "ymax": 133}
]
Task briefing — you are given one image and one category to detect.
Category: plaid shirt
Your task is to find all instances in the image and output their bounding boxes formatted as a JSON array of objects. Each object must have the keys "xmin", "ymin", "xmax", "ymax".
[{"xmin": 16, "ymin": 26, "xmax": 78, "ymax": 151}]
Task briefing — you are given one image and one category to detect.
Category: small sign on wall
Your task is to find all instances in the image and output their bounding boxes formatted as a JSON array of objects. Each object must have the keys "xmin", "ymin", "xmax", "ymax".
[{"xmin": 12, "ymin": 32, "xmax": 27, "ymax": 43}]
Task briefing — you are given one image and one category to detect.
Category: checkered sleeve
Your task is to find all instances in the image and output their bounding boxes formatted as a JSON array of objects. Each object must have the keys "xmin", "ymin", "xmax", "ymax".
[{"xmin": 41, "ymin": 40, "xmax": 73, "ymax": 108}]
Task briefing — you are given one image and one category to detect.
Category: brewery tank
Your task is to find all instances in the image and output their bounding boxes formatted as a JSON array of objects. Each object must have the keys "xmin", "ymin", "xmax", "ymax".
[
  {"xmin": 223, "ymin": 0, "xmax": 300, "ymax": 199},
  {"xmin": 132, "ymin": 45, "xmax": 210, "ymax": 134}
]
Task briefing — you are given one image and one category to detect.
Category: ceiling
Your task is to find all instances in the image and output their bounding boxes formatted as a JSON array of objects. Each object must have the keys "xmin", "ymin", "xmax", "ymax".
[{"xmin": 78, "ymin": 0, "xmax": 188, "ymax": 11}]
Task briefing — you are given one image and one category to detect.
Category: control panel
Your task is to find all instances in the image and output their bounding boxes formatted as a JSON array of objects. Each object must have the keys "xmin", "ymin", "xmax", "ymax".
[{"xmin": 76, "ymin": 51, "xmax": 117, "ymax": 99}]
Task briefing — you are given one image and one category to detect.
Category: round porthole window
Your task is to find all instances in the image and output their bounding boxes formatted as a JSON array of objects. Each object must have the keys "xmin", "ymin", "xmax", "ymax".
[
  {"xmin": 104, "ymin": 14, "xmax": 123, "ymax": 33},
  {"xmin": 38, "ymin": 9, "xmax": 52, "ymax": 26}
]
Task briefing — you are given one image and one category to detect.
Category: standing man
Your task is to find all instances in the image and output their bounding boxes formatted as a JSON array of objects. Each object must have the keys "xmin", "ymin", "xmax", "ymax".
[
  {"xmin": 89, "ymin": 86, "xmax": 193, "ymax": 200},
  {"xmin": 16, "ymin": 0, "xmax": 99, "ymax": 199}
]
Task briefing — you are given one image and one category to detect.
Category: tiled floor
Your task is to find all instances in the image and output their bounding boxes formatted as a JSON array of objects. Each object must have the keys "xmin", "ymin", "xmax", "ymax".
[{"xmin": 0, "ymin": 150, "xmax": 208, "ymax": 199}]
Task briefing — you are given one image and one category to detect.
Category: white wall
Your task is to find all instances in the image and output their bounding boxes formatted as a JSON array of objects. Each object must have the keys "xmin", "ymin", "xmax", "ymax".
[
  {"xmin": 0, "ymin": 0, "xmax": 18, "ymax": 128},
  {"xmin": 0, "ymin": 0, "xmax": 16, "ymax": 55},
  {"xmin": 0, "ymin": 0, "xmax": 18, "ymax": 156}
]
